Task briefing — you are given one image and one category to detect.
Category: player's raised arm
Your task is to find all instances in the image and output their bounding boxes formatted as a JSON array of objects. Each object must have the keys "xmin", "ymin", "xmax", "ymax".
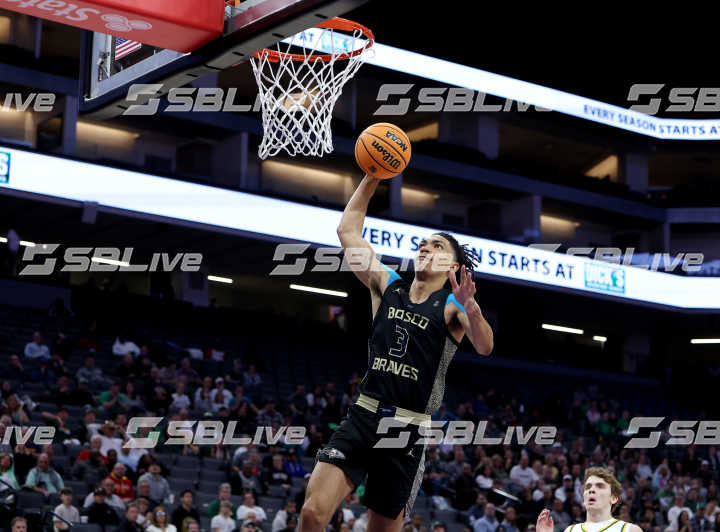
[{"xmin": 336, "ymin": 175, "xmax": 390, "ymax": 296}]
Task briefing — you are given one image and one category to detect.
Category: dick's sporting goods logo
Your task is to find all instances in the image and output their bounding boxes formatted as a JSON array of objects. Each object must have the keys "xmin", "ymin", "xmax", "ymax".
[{"xmin": 584, "ymin": 263, "xmax": 625, "ymax": 294}]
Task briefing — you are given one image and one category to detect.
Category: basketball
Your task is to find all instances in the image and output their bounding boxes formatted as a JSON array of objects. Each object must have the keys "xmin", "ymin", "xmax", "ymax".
[{"xmin": 355, "ymin": 123, "xmax": 412, "ymax": 179}]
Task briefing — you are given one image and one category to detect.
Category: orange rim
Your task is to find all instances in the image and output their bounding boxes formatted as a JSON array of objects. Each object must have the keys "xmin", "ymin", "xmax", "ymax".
[{"xmin": 253, "ymin": 17, "xmax": 374, "ymax": 63}]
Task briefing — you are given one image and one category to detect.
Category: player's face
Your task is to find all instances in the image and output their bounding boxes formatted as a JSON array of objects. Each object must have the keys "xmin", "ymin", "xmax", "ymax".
[
  {"xmin": 583, "ymin": 475, "xmax": 617, "ymax": 511},
  {"xmin": 415, "ymin": 235, "xmax": 457, "ymax": 276}
]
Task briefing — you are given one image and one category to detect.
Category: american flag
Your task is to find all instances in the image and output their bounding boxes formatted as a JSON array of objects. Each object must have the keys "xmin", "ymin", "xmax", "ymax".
[{"xmin": 115, "ymin": 38, "xmax": 142, "ymax": 60}]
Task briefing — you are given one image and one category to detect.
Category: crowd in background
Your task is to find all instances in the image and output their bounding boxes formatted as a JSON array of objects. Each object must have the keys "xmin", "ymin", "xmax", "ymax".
[{"xmin": 0, "ymin": 320, "xmax": 718, "ymax": 532}]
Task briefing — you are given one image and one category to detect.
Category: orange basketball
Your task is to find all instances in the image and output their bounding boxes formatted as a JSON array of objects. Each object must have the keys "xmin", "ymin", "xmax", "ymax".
[{"xmin": 355, "ymin": 123, "xmax": 411, "ymax": 179}]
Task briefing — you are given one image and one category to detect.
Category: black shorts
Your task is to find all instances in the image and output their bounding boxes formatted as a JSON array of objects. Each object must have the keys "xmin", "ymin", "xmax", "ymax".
[{"xmin": 315, "ymin": 404, "xmax": 426, "ymax": 520}]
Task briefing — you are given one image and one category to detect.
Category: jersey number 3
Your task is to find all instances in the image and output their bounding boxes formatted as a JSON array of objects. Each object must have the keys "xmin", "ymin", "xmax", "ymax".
[{"xmin": 388, "ymin": 324, "xmax": 409, "ymax": 358}]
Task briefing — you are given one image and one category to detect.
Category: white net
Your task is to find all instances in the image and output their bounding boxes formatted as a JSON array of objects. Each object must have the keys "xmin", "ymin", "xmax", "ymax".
[{"xmin": 250, "ymin": 19, "xmax": 373, "ymax": 159}]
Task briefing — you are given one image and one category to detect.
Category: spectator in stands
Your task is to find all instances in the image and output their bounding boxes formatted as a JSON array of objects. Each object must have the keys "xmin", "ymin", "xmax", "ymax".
[
  {"xmin": 499, "ymin": 507, "xmax": 519, "ymax": 532},
  {"xmin": 243, "ymin": 365, "xmax": 262, "ymax": 400},
  {"xmin": 13, "ymin": 443, "xmax": 37, "ymax": 483},
  {"xmin": 256, "ymin": 398, "xmax": 283, "ymax": 430},
  {"xmin": 116, "ymin": 354, "xmax": 138, "ymax": 379},
  {"xmin": 194, "ymin": 377, "xmax": 214, "ymax": 413},
  {"xmin": 113, "ymin": 336, "xmax": 141, "ymax": 357},
  {"xmin": 170, "ymin": 381, "xmax": 192, "ymax": 411},
  {"xmin": 98, "ymin": 421, "xmax": 124, "ymax": 457},
  {"xmin": 423, "ymin": 447, "xmax": 448, "ymax": 496},
  {"xmin": 178, "ymin": 358, "xmax": 201, "ymax": 386},
  {"xmin": 171, "ymin": 490, "xmax": 201, "ymax": 532},
  {"xmin": 208, "ymin": 483, "xmax": 235, "ymax": 518},
  {"xmin": 41, "ymin": 407, "xmax": 75, "ymax": 444},
  {"xmin": 25, "ymin": 452, "xmax": 64, "ymax": 497},
  {"xmin": 100, "ymin": 383, "xmax": 130, "ymax": 418},
  {"xmin": 24, "ymin": 331, "xmax": 51, "ymax": 361},
  {"xmin": 136, "ymin": 497, "xmax": 152, "ymax": 528},
  {"xmin": 669, "ymin": 494, "xmax": 695, "ymax": 529},
  {"xmin": 467, "ymin": 493, "xmax": 489, "ymax": 526},
  {"xmin": 147, "ymin": 386, "xmax": 171, "ymax": 415},
  {"xmin": 550, "ymin": 498, "xmax": 571, "ymax": 531},
  {"xmin": 454, "ymin": 462, "xmax": 479, "ymax": 510},
  {"xmin": 32, "ymin": 359, "xmax": 56, "ymax": 388},
  {"xmin": 446, "ymin": 447, "xmax": 467, "ymax": 484},
  {"xmin": 107, "ymin": 462, "xmax": 135, "ymax": 504},
  {"xmin": 0, "ymin": 453, "xmax": 19, "ymax": 491},
  {"xmin": 510, "ymin": 454, "xmax": 539, "ymax": 489},
  {"xmin": 211, "ymin": 501, "xmax": 236, "ymax": 532},
  {"xmin": 280, "ymin": 515, "xmax": 298, "ymax": 532},
  {"xmin": 7, "ymin": 354, "xmax": 26, "ymax": 381},
  {"xmin": 159, "ymin": 362, "xmax": 179, "ymax": 385},
  {"xmin": 87, "ymin": 487, "xmax": 121, "ymax": 531},
  {"xmin": 289, "ymin": 384, "xmax": 308, "ymax": 422},
  {"xmin": 146, "ymin": 505, "xmax": 177, "ymax": 532},
  {"xmin": 272, "ymin": 501, "xmax": 297, "ymax": 532},
  {"xmin": 10, "ymin": 518, "xmax": 26, "ymax": 532},
  {"xmin": 231, "ymin": 460, "xmax": 265, "ymax": 497},
  {"xmin": 474, "ymin": 503, "xmax": 498, "ymax": 532},
  {"xmin": 284, "ymin": 449, "xmax": 307, "ymax": 478},
  {"xmin": 53, "ymin": 487, "xmax": 80, "ymax": 532},
  {"xmin": 137, "ymin": 479, "xmax": 161, "ymax": 509},
  {"xmin": 211, "ymin": 378, "xmax": 232, "ymax": 410},
  {"xmin": 67, "ymin": 378, "xmax": 95, "ymax": 408},
  {"xmin": 138, "ymin": 462, "xmax": 171, "ymax": 505},
  {"xmin": 237, "ymin": 493, "xmax": 267, "ymax": 522},
  {"xmin": 476, "ymin": 464, "xmax": 494, "ymax": 490},
  {"xmin": 73, "ymin": 449, "xmax": 108, "ymax": 487},
  {"xmin": 266, "ymin": 453, "xmax": 291, "ymax": 491},
  {"xmin": 77, "ymin": 356, "xmax": 108, "ymax": 389},
  {"xmin": 4, "ymin": 394, "xmax": 29, "ymax": 425},
  {"xmin": 690, "ymin": 507, "xmax": 708, "ymax": 532},
  {"xmin": 119, "ymin": 502, "xmax": 144, "ymax": 532},
  {"xmin": 555, "ymin": 474, "xmax": 575, "ymax": 503},
  {"xmin": 227, "ymin": 359, "xmax": 244, "ymax": 385}
]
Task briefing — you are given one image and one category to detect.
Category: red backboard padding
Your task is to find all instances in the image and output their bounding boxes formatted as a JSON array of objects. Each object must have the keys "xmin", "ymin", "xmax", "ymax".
[{"xmin": 0, "ymin": 0, "xmax": 225, "ymax": 52}]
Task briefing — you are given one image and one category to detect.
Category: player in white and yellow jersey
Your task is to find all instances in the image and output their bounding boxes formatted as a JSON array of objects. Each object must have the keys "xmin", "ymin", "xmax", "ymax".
[{"xmin": 536, "ymin": 467, "xmax": 642, "ymax": 532}]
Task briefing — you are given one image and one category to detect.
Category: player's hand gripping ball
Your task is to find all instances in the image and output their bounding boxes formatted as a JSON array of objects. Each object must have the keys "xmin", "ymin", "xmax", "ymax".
[{"xmin": 355, "ymin": 123, "xmax": 411, "ymax": 179}]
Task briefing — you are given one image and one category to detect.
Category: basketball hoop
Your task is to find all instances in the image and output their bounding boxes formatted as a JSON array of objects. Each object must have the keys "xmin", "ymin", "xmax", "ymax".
[{"xmin": 250, "ymin": 18, "xmax": 374, "ymax": 159}]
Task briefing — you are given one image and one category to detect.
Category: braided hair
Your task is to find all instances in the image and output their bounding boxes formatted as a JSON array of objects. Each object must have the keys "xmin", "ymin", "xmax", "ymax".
[{"xmin": 435, "ymin": 232, "xmax": 481, "ymax": 287}]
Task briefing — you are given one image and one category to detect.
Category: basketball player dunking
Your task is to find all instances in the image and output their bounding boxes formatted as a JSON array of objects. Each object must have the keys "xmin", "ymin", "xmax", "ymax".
[
  {"xmin": 537, "ymin": 467, "xmax": 642, "ymax": 532},
  {"xmin": 299, "ymin": 175, "xmax": 494, "ymax": 532}
]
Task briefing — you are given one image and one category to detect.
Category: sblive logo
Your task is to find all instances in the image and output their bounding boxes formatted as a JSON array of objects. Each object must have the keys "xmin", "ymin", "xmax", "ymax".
[
  {"xmin": 0, "ymin": 1, "xmax": 152, "ymax": 33},
  {"xmin": 628, "ymin": 84, "xmax": 720, "ymax": 115},
  {"xmin": 625, "ymin": 417, "xmax": 720, "ymax": 448},
  {"xmin": 124, "ymin": 418, "xmax": 306, "ymax": 448},
  {"xmin": 373, "ymin": 84, "xmax": 553, "ymax": 116},
  {"xmin": 0, "ymin": 151, "xmax": 9, "ymax": 184},
  {"xmin": 584, "ymin": 263, "xmax": 625, "ymax": 294},
  {"xmin": 123, "ymin": 85, "xmax": 264, "ymax": 116},
  {"xmin": 19, "ymin": 245, "xmax": 203, "ymax": 276}
]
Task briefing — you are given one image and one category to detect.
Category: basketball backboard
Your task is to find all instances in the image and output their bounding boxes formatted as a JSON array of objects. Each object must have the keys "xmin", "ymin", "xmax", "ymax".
[{"xmin": 81, "ymin": 0, "xmax": 369, "ymax": 120}]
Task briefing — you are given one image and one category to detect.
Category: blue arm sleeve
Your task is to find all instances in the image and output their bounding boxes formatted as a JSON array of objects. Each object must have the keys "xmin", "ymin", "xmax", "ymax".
[
  {"xmin": 446, "ymin": 293, "xmax": 467, "ymax": 314},
  {"xmin": 380, "ymin": 263, "xmax": 402, "ymax": 288}
]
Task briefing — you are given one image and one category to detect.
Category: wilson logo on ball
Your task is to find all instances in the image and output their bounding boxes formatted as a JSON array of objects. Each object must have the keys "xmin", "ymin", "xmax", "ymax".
[
  {"xmin": 370, "ymin": 140, "xmax": 402, "ymax": 169},
  {"xmin": 385, "ymin": 131, "xmax": 408, "ymax": 152}
]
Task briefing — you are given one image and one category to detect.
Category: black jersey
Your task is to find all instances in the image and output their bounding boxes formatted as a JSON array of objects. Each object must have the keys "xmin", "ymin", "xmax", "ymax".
[{"xmin": 358, "ymin": 268, "xmax": 464, "ymax": 414}]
